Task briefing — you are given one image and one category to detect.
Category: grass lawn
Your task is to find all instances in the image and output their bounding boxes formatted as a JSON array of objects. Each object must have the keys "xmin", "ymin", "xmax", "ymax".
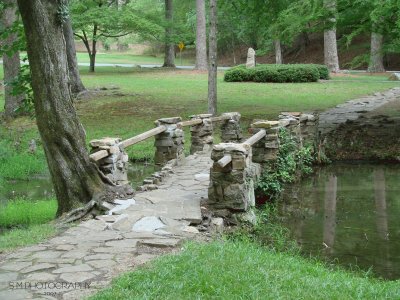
[{"xmin": 91, "ymin": 240, "xmax": 400, "ymax": 300}]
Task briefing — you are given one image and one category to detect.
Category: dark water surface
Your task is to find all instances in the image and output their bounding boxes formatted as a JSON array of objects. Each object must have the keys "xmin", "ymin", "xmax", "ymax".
[
  {"xmin": 279, "ymin": 163, "xmax": 400, "ymax": 280},
  {"xmin": 0, "ymin": 162, "xmax": 157, "ymax": 206}
]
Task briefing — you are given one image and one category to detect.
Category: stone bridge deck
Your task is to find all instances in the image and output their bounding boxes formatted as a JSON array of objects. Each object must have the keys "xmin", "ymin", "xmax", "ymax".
[{"xmin": 0, "ymin": 153, "xmax": 212, "ymax": 300}]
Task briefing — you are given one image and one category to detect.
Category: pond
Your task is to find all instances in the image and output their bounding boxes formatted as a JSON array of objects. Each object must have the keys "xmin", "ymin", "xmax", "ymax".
[
  {"xmin": 279, "ymin": 163, "xmax": 400, "ymax": 280},
  {"xmin": 0, "ymin": 162, "xmax": 157, "ymax": 206}
]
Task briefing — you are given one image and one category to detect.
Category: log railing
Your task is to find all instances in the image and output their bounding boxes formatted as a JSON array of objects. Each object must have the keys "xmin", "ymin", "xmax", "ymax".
[{"xmin": 89, "ymin": 113, "xmax": 239, "ymax": 162}]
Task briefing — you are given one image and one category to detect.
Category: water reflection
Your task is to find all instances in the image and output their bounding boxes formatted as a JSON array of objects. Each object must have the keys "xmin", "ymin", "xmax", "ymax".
[{"xmin": 280, "ymin": 163, "xmax": 400, "ymax": 280}]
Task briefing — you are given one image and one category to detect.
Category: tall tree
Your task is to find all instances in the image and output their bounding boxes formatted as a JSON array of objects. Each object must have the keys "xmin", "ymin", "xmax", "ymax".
[
  {"xmin": 195, "ymin": 0, "xmax": 207, "ymax": 70},
  {"xmin": 273, "ymin": 40, "xmax": 283, "ymax": 64},
  {"xmin": 323, "ymin": 0, "xmax": 340, "ymax": 72},
  {"xmin": 1, "ymin": 0, "xmax": 24, "ymax": 118},
  {"xmin": 63, "ymin": 3, "xmax": 86, "ymax": 96},
  {"xmin": 16, "ymin": 0, "xmax": 126, "ymax": 217},
  {"xmin": 208, "ymin": 0, "xmax": 217, "ymax": 115},
  {"xmin": 368, "ymin": 32, "xmax": 385, "ymax": 72},
  {"xmin": 163, "ymin": 0, "xmax": 175, "ymax": 67}
]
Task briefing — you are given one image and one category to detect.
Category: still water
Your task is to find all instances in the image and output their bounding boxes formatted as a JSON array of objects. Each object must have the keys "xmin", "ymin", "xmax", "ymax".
[
  {"xmin": 0, "ymin": 162, "xmax": 157, "ymax": 206},
  {"xmin": 279, "ymin": 163, "xmax": 400, "ymax": 280}
]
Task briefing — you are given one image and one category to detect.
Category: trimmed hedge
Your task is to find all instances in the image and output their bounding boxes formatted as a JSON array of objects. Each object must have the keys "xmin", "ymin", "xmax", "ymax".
[{"xmin": 224, "ymin": 64, "xmax": 330, "ymax": 83}]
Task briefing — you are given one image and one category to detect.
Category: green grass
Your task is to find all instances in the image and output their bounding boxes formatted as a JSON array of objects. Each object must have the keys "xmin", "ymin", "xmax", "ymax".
[
  {"xmin": 0, "ymin": 224, "xmax": 56, "ymax": 252},
  {"xmin": 91, "ymin": 240, "xmax": 400, "ymax": 300},
  {"xmin": 0, "ymin": 197, "xmax": 57, "ymax": 228}
]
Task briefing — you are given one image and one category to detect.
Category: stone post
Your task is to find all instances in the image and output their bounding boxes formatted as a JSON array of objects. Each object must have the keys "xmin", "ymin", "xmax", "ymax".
[
  {"xmin": 208, "ymin": 143, "xmax": 256, "ymax": 216},
  {"xmin": 299, "ymin": 113, "xmax": 318, "ymax": 146},
  {"xmin": 90, "ymin": 137, "xmax": 129, "ymax": 185},
  {"xmin": 279, "ymin": 112, "xmax": 318, "ymax": 146},
  {"xmin": 249, "ymin": 121, "xmax": 281, "ymax": 163},
  {"xmin": 246, "ymin": 48, "xmax": 256, "ymax": 68},
  {"xmin": 154, "ymin": 117, "xmax": 184, "ymax": 165},
  {"xmin": 220, "ymin": 112, "xmax": 243, "ymax": 143},
  {"xmin": 190, "ymin": 114, "xmax": 213, "ymax": 154}
]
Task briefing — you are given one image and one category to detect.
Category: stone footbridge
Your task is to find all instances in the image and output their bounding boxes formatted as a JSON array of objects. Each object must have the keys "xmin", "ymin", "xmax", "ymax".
[{"xmin": 5, "ymin": 84, "xmax": 398, "ymax": 300}]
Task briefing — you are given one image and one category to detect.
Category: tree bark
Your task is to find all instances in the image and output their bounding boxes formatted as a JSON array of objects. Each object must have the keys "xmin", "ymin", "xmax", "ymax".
[
  {"xmin": 368, "ymin": 32, "xmax": 385, "ymax": 73},
  {"xmin": 323, "ymin": 0, "xmax": 340, "ymax": 73},
  {"xmin": 274, "ymin": 39, "xmax": 283, "ymax": 64},
  {"xmin": 208, "ymin": 0, "xmax": 217, "ymax": 116},
  {"xmin": 16, "ymin": 0, "xmax": 120, "ymax": 217},
  {"xmin": 162, "ymin": 0, "xmax": 175, "ymax": 68},
  {"xmin": 63, "ymin": 13, "xmax": 86, "ymax": 95},
  {"xmin": 195, "ymin": 0, "xmax": 208, "ymax": 71},
  {"xmin": 1, "ymin": 0, "xmax": 24, "ymax": 118}
]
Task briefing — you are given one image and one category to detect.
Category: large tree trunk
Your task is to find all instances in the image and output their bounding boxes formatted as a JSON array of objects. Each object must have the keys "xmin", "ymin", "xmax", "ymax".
[
  {"xmin": 195, "ymin": 0, "xmax": 208, "ymax": 71},
  {"xmin": 1, "ymin": 0, "xmax": 24, "ymax": 118},
  {"xmin": 274, "ymin": 39, "xmax": 283, "ymax": 64},
  {"xmin": 323, "ymin": 0, "xmax": 340, "ymax": 73},
  {"xmin": 208, "ymin": 0, "xmax": 217, "ymax": 115},
  {"xmin": 162, "ymin": 0, "xmax": 175, "ymax": 68},
  {"xmin": 16, "ymin": 0, "xmax": 120, "ymax": 217},
  {"xmin": 368, "ymin": 32, "xmax": 385, "ymax": 73},
  {"xmin": 63, "ymin": 13, "xmax": 86, "ymax": 95}
]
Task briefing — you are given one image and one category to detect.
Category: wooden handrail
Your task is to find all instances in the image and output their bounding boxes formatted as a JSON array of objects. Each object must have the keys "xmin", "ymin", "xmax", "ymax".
[
  {"xmin": 243, "ymin": 129, "xmax": 266, "ymax": 146},
  {"xmin": 90, "ymin": 150, "xmax": 109, "ymax": 161},
  {"xmin": 179, "ymin": 119, "xmax": 203, "ymax": 127},
  {"xmin": 119, "ymin": 126, "xmax": 167, "ymax": 149},
  {"xmin": 217, "ymin": 155, "xmax": 232, "ymax": 168}
]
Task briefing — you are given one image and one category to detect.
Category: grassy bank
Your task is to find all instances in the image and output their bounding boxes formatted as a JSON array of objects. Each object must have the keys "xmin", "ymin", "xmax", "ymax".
[{"xmin": 91, "ymin": 240, "xmax": 399, "ymax": 300}]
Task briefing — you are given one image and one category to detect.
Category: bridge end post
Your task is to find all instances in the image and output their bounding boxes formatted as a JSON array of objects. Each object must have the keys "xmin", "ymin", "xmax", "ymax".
[
  {"xmin": 220, "ymin": 112, "xmax": 243, "ymax": 143},
  {"xmin": 208, "ymin": 143, "xmax": 257, "ymax": 222},
  {"xmin": 189, "ymin": 114, "xmax": 213, "ymax": 154},
  {"xmin": 249, "ymin": 121, "xmax": 280, "ymax": 163},
  {"xmin": 89, "ymin": 137, "xmax": 129, "ymax": 185},
  {"xmin": 154, "ymin": 117, "xmax": 184, "ymax": 165}
]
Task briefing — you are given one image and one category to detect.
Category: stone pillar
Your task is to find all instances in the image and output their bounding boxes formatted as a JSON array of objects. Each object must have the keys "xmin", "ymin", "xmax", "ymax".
[
  {"xmin": 246, "ymin": 47, "xmax": 256, "ymax": 68},
  {"xmin": 220, "ymin": 112, "xmax": 243, "ymax": 143},
  {"xmin": 208, "ymin": 143, "xmax": 255, "ymax": 214},
  {"xmin": 299, "ymin": 113, "xmax": 318, "ymax": 146},
  {"xmin": 279, "ymin": 112, "xmax": 318, "ymax": 146},
  {"xmin": 190, "ymin": 114, "xmax": 213, "ymax": 154},
  {"xmin": 154, "ymin": 117, "xmax": 184, "ymax": 165},
  {"xmin": 90, "ymin": 137, "xmax": 129, "ymax": 185},
  {"xmin": 249, "ymin": 121, "xmax": 280, "ymax": 163}
]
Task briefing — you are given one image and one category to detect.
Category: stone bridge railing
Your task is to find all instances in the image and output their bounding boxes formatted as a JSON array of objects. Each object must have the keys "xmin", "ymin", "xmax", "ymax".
[
  {"xmin": 89, "ymin": 111, "xmax": 317, "ymax": 222},
  {"xmin": 88, "ymin": 112, "xmax": 243, "ymax": 186}
]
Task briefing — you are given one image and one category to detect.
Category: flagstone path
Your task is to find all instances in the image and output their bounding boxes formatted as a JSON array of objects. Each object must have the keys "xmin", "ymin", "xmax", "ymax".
[{"xmin": 0, "ymin": 153, "xmax": 212, "ymax": 300}]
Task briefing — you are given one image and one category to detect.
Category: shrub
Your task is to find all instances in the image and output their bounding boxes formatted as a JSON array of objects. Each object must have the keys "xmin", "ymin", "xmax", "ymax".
[{"xmin": 224, "ymin": 64, "xmax": 330, "ymax": 83}]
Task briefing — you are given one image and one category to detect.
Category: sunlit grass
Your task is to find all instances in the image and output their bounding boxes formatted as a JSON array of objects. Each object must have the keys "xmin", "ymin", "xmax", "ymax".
[{"xmin": 91, "ymin": 240, "xmax": 400, "ymax": 300}]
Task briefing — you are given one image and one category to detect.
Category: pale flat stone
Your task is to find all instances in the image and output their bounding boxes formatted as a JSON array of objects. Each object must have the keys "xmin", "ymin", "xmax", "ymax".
[
  {"xmin": 21, "ymin": 263, "xmax": 56, "ymax": 274},
  {"xmin": 26, "ymin": 272, "xmax": 57, "ymax": 282},
  {"xmin": 55, "ymin": 245, "xmax": 75, "ymax": 251},
  {"xmin": 61, "ymin": 251, "xmax": 87, "ymax": 259},
  {"xmin": 0, "ymin": 289, "xmax": 33, "ymax": 300},
  {"xmin": 59, "ymin": 272, "xmax": 96, "ymax": 283},
  {"xmin": 108, "ymin": 199, "xmax": 136, "ymax": 215},
  {"xmin": 87, "ymin": 260, "xmax": 116, "ymax": 269},
  {"xmin": 104, "ymin": 239, "xmax": 138, "ymax": 248},
  {"xmin": 52, "ymin": 264, "xmax": 93, "ymax": 274},
  {"xmin": 194, "ymin": 173, "xmax": 209, "ymax": 182},
  {"xmin": 1, "ymin": 261, "xmax": 32, "ymax": 272},
  {"xmin": 0, "ymin": 272, "xmax": 18, "ymax": 283},
  {"xmin": 84, "ymin": 254, "xmax": 114, "ymax": 261},
  {"xmin": 32, "ymin": 251, "xmax": 62, "ymax": 259},
  {"xmin": 132, "ymin": 216, "xmax": 165, "ymax": 232},
  {"xmin": 20, "ymin": 246, "xmax": 48, "ymax": 252}
]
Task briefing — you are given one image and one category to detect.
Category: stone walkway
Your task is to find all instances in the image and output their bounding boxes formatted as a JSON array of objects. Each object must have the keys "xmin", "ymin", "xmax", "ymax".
[
  {"xmin": 0, "ymin": 153, "xmax": 212, "ymax": 300},
  {"xmin": 318, "ymin": 87, "xmax": 400, "ymax": 136}
]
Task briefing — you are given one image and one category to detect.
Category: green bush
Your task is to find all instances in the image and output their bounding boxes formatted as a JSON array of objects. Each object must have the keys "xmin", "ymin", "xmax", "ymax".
[{"xmin": 224, "ymin": 64, "xmax": 330, "ymax": 83}]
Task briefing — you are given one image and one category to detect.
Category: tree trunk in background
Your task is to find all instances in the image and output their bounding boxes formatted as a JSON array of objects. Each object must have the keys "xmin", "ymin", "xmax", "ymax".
[
  {"xmin": 323, "ymin": 0, "xmax": 340, "ymax": 73},
  {"xmin": 368, "ymin": 32, "xmax": 385, "ymax": 72},
  {"xmin": 195, "ymin": 0, "xmax": 208, "ymax": 70},
  {"xmin": 63, "ymin": 14, "xmax": 86, "ymax": 96},
  {"xmin": 17, "ymin": 0, "xmax": 115, "ymax": 216},
  {"xmin": 274, "ymin": 39, "xmax": 282, "ymax": 64},
  {"xmin": 163, "ymin": 0, "xmax": 175, "ymax": 67},
  {"xmin": 208, "ymin": 0, "xmax": 217, "ymax": 116},
  {"xmin": 1, "ymin": 0, "xmax": 24, "ymax": 118}
]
